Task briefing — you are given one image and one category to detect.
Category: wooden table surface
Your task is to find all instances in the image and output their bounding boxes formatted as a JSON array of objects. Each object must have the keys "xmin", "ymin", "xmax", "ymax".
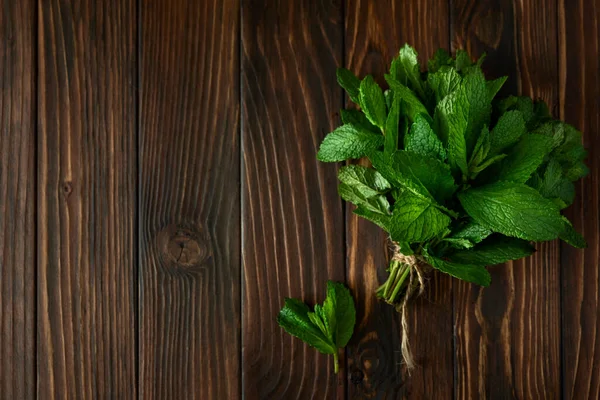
[{"xmin": 1, "ymin": 0, "xmax": 598, "ymax": 398}]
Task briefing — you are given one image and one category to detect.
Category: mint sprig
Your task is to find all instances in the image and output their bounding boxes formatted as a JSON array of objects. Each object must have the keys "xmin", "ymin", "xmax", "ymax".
[{"xmin": 277, "ymin": 281, "xmax": 356, "ymax": 374}]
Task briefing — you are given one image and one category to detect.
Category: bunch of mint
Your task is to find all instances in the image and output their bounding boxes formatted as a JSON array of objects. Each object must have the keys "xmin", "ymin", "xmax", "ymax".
[{"xmin": 318, "ymin": 45, "xmax": 588, "ymax": 304}]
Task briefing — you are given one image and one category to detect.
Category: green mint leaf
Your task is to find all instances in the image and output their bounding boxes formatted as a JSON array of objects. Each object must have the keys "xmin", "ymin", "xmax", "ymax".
[
  {"xmin": 341, "ymin": 109, "xmax": 380, "ymax": 133},
  {"xmin": 277, "ymin": 282, "xmax": 356, "ymax": 374},
  {"xmin": 384, "ymin": 96, "xmax": 402, "ymax": 156},
  {"xmin": 470, "ymin": 154, "xmax": 507, "ymax": 177},
  {"xmin": 452, "ymin": 221, "xmax": 492, "ymax": 244},
  {"xmin": 405, "ymin": 114, "xmax": 447, "ymax": 161},
  {"xmin": 322, "ymin": 281, "xmax": 356, "ymax": 348},
  {"xmin": 489, "ymin": 110, "xmax": 527, "ymax": 155},
  {"xmin": 458, "ymin": 181, "xmax": 565, "ymax": 241},
  {"xmin": 424, "ymin": 251, "xmax": 491, "ymax": 286},
  {"xmin": 486, "ymin": 76, "xmax": 507, "ymax": 100},
  {"xmin": 560, "ymin": 217, "xmax": 587, "ymax": 248},
  {"xmin": 436, "ymin": 87, "xmax": 469, "ymax": 177},
  {"xmin": 428, "ymin": 48, "xmax": 453, "ymax": 73},
  {"xmin": 385, "ymin": 75, "xmax": 429, "ymax": 121},
  {"xmin": 338, "ymin": 165, "xmax": 392, "ymax": 214},
  {"xmin": 393, "ymin": 150, "xmax": 457, "ymax": 203},
  {"xmin": 441, "ymin": 237, "xmax": 475, "ymax": 249},
  {"xmin": 353, "ymin": 204, "xmax": 392, "ymax": 231},
  {"xmin": 337, "ymin": 68, "xmax": 361, "ymax": 103},
  {"xmin": 449, "ymin": 236, "xmax": 535, "ymax": 266},
  {"xmin": 491, "ymin": 134, "xmax": 554, "ymax": 183},
  {"xmin": 338, "ymin": 165, "xmax": 392, "ymax": 195},
  {"xmin": 454, "ymin": 50, "xmax": 473, "ymax": 72},
  {"xmin": 359, "ymin": 75, "xmax": 387, "ymax": 130},
  {"xmin": 535, "ymin": 159, "xmax": 575, "ymax": 208},
  {"xmin": 497, "ymin": 96, "xmax": 535, "ymax": 127},
  {"xmin": 388, "ymin": 192, "xmax": 451, "ymax": 242},
  {"xmin": 469, "ymin": 126, "xmax": 490, "ymax": 169},
  {"xmin": 277, "ymin": 298, "xmax": 336, "ymax": 355},
  {"xmin": 339, "ymin": 183, "xmax": 391, "ymax": 214},
  {"xmin": 461, "ymin": 69, "xmax": 492, "ymax": 155},
  {"xmin": 390, "ymin": 44, "xmax": 425, "ymax": 98},
  {"xmin": 317, "ymin": 124, "xmax": 384, "ymax": 162},
  {"xmin": 427, "ymin": 66, "xmax": 461, "ymax": 103},
  {"xmin": 551, "ymin": 124, "xmax": 588, "ymax": 181}
]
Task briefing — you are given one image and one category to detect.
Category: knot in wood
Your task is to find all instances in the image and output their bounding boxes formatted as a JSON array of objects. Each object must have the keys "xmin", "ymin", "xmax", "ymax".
[{"xmin": 157, "ymin": 224, "xmax": 211, "ymax": 271}]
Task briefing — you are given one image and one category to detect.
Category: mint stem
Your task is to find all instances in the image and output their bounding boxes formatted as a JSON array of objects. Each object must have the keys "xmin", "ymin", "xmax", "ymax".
[
  {"xmin": 333, "ymin": 351, "xmax": 339, "ymax": 374},
  {"xmin": 377, "ymin": 261, "xmax": 411, "ymax": 304}
]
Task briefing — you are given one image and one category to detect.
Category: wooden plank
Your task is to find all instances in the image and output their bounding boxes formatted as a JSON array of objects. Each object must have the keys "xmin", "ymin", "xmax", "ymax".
[
  {"xmin": 139, "ymin": 0, "xmax": 240, "ymax": 398},
  {"xmin": 37, "ymin": 1, "xmax": 137, "ymax": 398},
  {"xmin": 241, "ymin": 1, "xmax": 345, "ymax": 398},
  {"xmin": 452, "ymin": 0, "xmax": 561, "ymax": 398},
  {"xmin": 559, "ymin": 0, "xmax": 600, "ymax": 398},
  {"xmin": 0, "ymin": 1, "xmax": 35, "ymax": 398},
  {"xmin": 344, "ymin": 1, "xmax": 454, "ymax": 398}
]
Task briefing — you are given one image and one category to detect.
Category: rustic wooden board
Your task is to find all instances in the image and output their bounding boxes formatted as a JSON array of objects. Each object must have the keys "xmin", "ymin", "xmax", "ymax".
[
  {"xmin": 559, "ymin": 0, "xmax": 600, "ymax": 398},
  {"xmin": 139, "ymin": 0, "xmax": 240, "ymax": 398},
  {"xmin": 37, "ymin": 1, "xmax": 137, "ymax": 398},
  {"xmin": 452, "ymin": 0, "xmax": 562, "ymax": 398},
  {"xmin": 241, "ymin": 1, "xmax": 345, "ymax": 398},
  {"xmin": 0, "ymin": 1, "xmax": 35, "ymax": 398},
  {"xmin": 344, "ymin": 1, "xmax": 454, "ymax": 398}
]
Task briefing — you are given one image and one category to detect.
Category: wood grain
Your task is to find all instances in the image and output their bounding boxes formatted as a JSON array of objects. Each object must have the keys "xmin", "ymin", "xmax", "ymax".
[
  {"xmin": 344, "ymin": 1, "xmax": 454, "ymax": 398},
  {"xmin": 139, "ymin": 0, "xmax": 240, "ymax": 398},
  {"xmin": 452, "ymin": 0, "xmax": 562, "ymax": 398},
  {"xmin": 37, "ymin": 0, "xmax": 137, "ymax": 398},
  {"xmin": 241, "ymin": 1, "xmax": 345, "ymax": 398},
  {"xmin": 559, "ymin": 0, "xmax": 600, "ymax": 398},
  {"xmin": 0, "ymin": 1, "xmax": 35, "ymax": 398}
]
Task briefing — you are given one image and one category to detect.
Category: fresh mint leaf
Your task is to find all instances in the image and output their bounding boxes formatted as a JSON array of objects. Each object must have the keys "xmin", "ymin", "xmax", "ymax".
[
  {"xmin": 322, "ymin": 281, "xmax": 356, "ymax": 349},
  {"xmin": 449, "ymin": 236, "xmax": 535, "ymax": 266},
  {"xmin": 385, "ymin": 75, "xmax": 429, "ymax": 121},
  {"xmin": 277, "ymin": 298, "xmax": 337, "ymax": 355},
  {"xmin": 535, "ymin": 159, "xmax": 575, "ymax": 208},
  {"xmin": 452, "ymin": 221, "xmax": 492, "ymax": 244},
  {"xmin": 436, "ymin": 87, "xmax": 469, "ymax": 177},
  {"xmin": 428, "ymin": 66, "xmax": 462, "ymax": 104},
  {"xmin": 393, "ymin": 151, "xmax": 457, "ymax": 203},
  {"xmin": 360, "ymin": 75, "xmax": 387, "ymax": 130},
  {"xmin": 387, "ymin": 192, "xmax": 451, "ymax": 242},
  {"xmin": 428, "ymin": 49, "xmax": 452, "ymax": 73},
  {"xmin": 341, "ymin": 109, "xmax": 380, "ymax": 133},
  {"xmin": 405, "ymin": 114, "xmax": 447, "ymax": 161},
  {"xmin": 458, "ymin": 181, "xmax": 565, "ymax": 241},
  {"xmin": 384, "ymin": 96, "xmax": 402, "ymax": 156},
  {"xmin": 423, "ymin": 250, "xmax": 491, "ymax": 286},
  {"xmin": 390, "ymin": 44, "xmax": 425, "ymax": 98},
  {"xmin": 277, "ymin": 281, "xmax": 356, "ymax": 374},
  {"xmin": 339, "ymin": 183, "xmax": 391, "ymax": 214},
  {"xmin": 490, "ymin": 134, "xmax": 554, "ymax": 183},
  {"xmin": 337, "ymin": 68, "xmax": 361, "ymax": 103},
  {"xmin": 489, "ymin": 110, "xmax": 527, "ymax": 155},
  {"xmin": 338, "ymin": 165, "xmax": 391, "ymax": 195},
  {"xmin": 441, "ymin": 237, "xmax": 475, "ymax": 249},
  {"xmin": 454, "ymin": 50, "xmax": 473, "ymax": 72},
  {"xmin": 497, "ymin": 96, "xmax": 535, "ymax": 127},
  {"xmin": 338, "ymin": 165, "xmax": 392, "ymax": 214},
  {"xmin": 462, "ymin": 69, "xmax": 492, "ymax": 155},
  {"xmin": 469, "ymin": 126, "xmax": 490, "ymax": 170},
  {"xmin": 560, "ymin": 217, "xmax": 587, "ymax": 248},
  {"xmin": 486, "ymin": 76, "xmax": 507, "ymax": 100},
  {"xmin": 317, "ymin": 124, "xmax": 384, "ymax": 162}
]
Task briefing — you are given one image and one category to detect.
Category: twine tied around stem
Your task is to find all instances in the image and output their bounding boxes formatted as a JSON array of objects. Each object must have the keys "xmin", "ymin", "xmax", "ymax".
[{"xmin": 389, "ymin": 242, "xmax": 430, "ymax": 372}]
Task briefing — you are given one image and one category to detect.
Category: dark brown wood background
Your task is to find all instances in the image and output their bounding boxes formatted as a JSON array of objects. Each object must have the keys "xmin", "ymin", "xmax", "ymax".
[{"xmin": 0, "ymin": 0, "xmax": 598, "ymax": 398}]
